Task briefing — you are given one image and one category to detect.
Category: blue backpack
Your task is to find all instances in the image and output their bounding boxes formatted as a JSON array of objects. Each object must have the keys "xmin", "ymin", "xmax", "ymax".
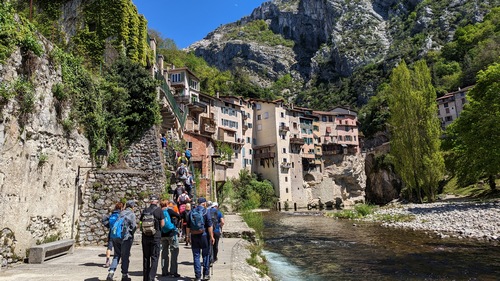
[
  {"xmin": 110, "ymin": 217, "xmax": 125, "ymax": 239},
  {"xmin": 161, "ymin": 209, "xmax": 176, "ymax": 233},
  {"xmin": 210, "ymin": 208, "xmax": 220, "ymax": 234},
  {"xmin": 109, "ymin": 212, "xmax": 120, "ymax": 228},
  {"xmin": 185, "ymin": 150, "xmax": 192, "ymax": 158},
  {"xmin": 190, "ymin": 207, "xmax": 206, "ymax": 234}
]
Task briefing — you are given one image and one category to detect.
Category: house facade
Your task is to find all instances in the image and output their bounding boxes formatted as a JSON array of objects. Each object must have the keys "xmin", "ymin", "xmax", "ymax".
[{"xmin": 437, "ymin": 86, "xmax": 471, "ymax": 129}]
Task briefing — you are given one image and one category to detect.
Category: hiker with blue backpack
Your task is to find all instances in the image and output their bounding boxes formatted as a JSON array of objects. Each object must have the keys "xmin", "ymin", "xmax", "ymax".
[
  {"xmin": 140, "ymin": 195, "xmax": 165, "ymax": 281},
  {"xmin": 186, "ymin": 197, "xmax": 215, "ymax": 281},
  {"xmin": 102, "ymin": 202, "xmax": 124, "ymax": 268},
  {"xmin": 106, "ymin": 200, "xmax": 137, "ymax": 281},
  {"xmin": 159, "ymin": 199, "xmax": 181, "ymax": 278}
]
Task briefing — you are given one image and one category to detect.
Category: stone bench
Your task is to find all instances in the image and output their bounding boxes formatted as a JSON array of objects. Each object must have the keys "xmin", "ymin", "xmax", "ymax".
[{"xmin": 29, "ymin": 239, "xmax": 75, "ymax": 264}]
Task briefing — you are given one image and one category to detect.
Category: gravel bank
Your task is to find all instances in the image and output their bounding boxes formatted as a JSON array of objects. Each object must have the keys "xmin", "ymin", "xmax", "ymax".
[{"xmin": 365, "ymin": 200, "xmax": 500, "ymax": 242}]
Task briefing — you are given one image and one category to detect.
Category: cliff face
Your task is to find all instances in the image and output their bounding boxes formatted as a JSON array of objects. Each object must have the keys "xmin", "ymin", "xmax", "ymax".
[
  {"xmin": 0, "ymin": 36, "xmax": 91, "ymax": 262},
  {"xmin": 189, "ymin": 0, "xmax": 498, "ymax": 98}
]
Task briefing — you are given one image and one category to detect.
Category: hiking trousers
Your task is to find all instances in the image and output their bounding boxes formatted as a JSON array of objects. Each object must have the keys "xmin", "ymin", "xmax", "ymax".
[
  {"xmin": 109, "ymin": 238, "xmax": 133, "ymax": 275},
  {"xmin": 142, "ymin": 237, "xmax": 161, "ymax": 281},
  {"xmin": 161, "ymin": 235, "xmax": 179, "ymax": 275},
  {"xmin": 191, "ymin": 233, "xmax": 210, "ymax": 278}
]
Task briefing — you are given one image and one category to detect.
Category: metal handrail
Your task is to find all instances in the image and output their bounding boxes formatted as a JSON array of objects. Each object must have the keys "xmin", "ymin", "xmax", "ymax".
[{"xmin": 155, "ymin": 72, "xmax": 187, "ymax": 127}]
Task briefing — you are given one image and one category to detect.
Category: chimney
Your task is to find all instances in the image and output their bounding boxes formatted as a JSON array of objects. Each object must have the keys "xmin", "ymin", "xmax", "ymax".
[{"xmin": 157, "ymin": 55, "xmax": 164, "ymax": 74}]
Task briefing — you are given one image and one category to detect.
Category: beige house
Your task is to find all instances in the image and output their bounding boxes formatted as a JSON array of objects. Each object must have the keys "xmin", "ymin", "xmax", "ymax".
[{"xmin": 437, "ymin": 86, "xmax": 471, "ymax": 129}]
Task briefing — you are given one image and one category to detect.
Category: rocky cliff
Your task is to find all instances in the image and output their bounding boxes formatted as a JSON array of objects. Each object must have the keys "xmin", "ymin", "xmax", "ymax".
[
  {"xmin": 189, "ymin": 0, "xmax": 499, "ymax": 103},
  {"xmin": 0, "ymin": 36, "xmax": 91, "ymax": 264}
]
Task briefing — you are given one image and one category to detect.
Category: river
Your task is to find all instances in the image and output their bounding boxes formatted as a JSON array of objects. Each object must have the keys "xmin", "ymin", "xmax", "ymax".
[{"xmin": 262, "ymin": 211, "xmax": 500, "ymax": 281}]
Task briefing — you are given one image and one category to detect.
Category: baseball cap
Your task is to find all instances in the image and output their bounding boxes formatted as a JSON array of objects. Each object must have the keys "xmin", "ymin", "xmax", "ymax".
[
  {"xmin": 197, "ymin": 197, "xmax": 207, "ymax": 204},
  {"xmin": 126, "ymin": 200, "xmax": 136, "ymax": 208},
  {"xmin": 150, "ymin": 194, "xmax": 159, "ymax": 201}
]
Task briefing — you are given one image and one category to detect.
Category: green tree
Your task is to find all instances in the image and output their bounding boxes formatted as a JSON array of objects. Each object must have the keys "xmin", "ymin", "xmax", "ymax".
[
  {"xmin": 387, "ymin": 60, "xmax": 445, "ymax": 202},
  {"xmin": 445, "ymin": 63, "xmax": 500, "ymax": 190}
]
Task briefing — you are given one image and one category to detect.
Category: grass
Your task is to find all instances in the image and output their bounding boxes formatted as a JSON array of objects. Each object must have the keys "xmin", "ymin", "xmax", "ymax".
[
  {"xmin": 442, "ymin": 176, "xmax": 500, "ymax": 200},
  {"xmin": 327, "ymin": 204, "xmax": 376, "ymax": 219},
  {"xmin": 241, "ymin": 211, "xmax": 271, "ymax": 277}
]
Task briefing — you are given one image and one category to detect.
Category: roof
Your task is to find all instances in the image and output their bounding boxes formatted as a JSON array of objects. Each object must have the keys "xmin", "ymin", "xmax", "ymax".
[
  {"xmin": 168, "ymin": 67, "xmax": 200, "ymax": 81},
  {"xmin": 436, "ymin": 85, "xmax": 474, "ymax": 101}
]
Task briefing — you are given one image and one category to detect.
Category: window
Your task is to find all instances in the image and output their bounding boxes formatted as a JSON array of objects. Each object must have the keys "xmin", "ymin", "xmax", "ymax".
[
  {"xmin": 247, "ymin": 123, "xmax": 253, "ymax": 128},
  {"xmin": 256, "ymin": 103, "xmax": 261, "ymax": 110},
  {"xmin": 313, "ymin": 125, "xmax": 319, "ymax": 131},
  {"xmin": 264, "ymin": 112, "xmax": 269, "ymax": 119},
  {"xmin": 282, "ymin": 148, "xmax": 287, "ymax": 153},
  {"xmin": 444, "ymin": 103, "xmax": 449, "ymax": 108},
  {"xmin": 462, "ymin": 98, "xmax": 466, "ymax": 105},
  {"xmin": 445, "ymin": 108, "xmax": 450, "ymax": 114},
  {"xmin": 281, "ymin": 112, "xmax": 285, "ymax": 118},
  {"xmin": 354, "ymin": 136, "xmax": 356, "ymax": 141},
  {"xmin": 339, "ymin": 136, "xmax": 343, "ymax": 141},
  {"xmin": 293, "ymin": 122, "xmax": 298, "ymax": 129},
  {"xmin": 285, "ymin": 177, "xmax": 288, "ymax": 182},
  {"xmin": 292, "ymin": 162, "xmax": 294, "ymax": 168},
  {"xmin": 283, "ymin": 158, "xmax": 287, "ymax": 163},
  {"xmin": 253, "ymin": 138, "xmax": 256, "ymax": 145},
  {"xmin": 345, "ymin": 135, "xmax": 352, "ymax": 141},
  {"xmin": 286, "ymin": 188, "xmax": 289, "ymax": 193},
  {"xmin": 322, "ymin": 116, "xmax": 327, "ymax": 122},
  {"xmin": 249, "ymin": 149, "xmax": 252, "ymax": 155},
  {"xmin": 280, "ymin": 134, "xmax": 286, "ymax": 140},
  {"xmin": 247, "ymin": 137, "xmax": 251, "ymax": 143},
  {"xmin": 445, "ymin": 116, "xmax": 453, "ymax": 122},
  {"xmin": 328, "ymin": 116, "xmax": 333, "ymax": 122},
  {"xmin": 187, "ymin": 142, "xmax": 193, "ymax": 149},
  {"xmin": 257, "ymin": 124, "xmax": 262, "ymax": 131},
  {"xmin": 170, "ymin": 73, "xmax": 183, "ymax": 83},
  {"xmin": 257, "ymin": 115, "xmax": 262, "ymax": 120}
]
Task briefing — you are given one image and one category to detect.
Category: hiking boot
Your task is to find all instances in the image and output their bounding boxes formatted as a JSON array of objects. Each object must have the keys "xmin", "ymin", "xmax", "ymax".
[
  {"xmin": 171, "ymin": 273, "xmax": 180, "ymax": 277},
  {"xmin": 106, "ymin": 272, "xmax": 114, "ymax": 281},
  {"xmin": 203, "ymin": 275, "xmax": 211, "ymax": 280},
  {"xmin": 195, "ymin": 278, "xmax": 202, "ymax": 281},
  {"xmin": 121, "ymin": 276, "xmax": 131, "ymax": 281}
]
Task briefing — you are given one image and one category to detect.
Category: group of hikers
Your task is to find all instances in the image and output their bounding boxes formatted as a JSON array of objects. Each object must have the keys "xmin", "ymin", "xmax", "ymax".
[
  {"xmin": 102, "ymin": 197, "xmax": 224, "ymax": 281},
  {"xmin": 101, "ymin": 142, "xmax": 224, "ymax": 281}
]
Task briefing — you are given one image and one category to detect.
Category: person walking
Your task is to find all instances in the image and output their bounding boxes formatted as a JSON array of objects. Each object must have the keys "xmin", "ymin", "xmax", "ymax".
[
  {"xmin": 106, "ymin": 200, "xmax": 137, "ymax": 281},
  {"xmin": 209, "ymin": 202, "xmax": 225, "ymax": 263},
  {"xmin": 186, "ymin": 197, "xmax": 214, "ymax": 281},
  {"xmin": 102, "ymin": 202, "xmax": 124, "ymax": 268},
  {"xmin": 184, "ymin": 171, "xmax": 195, "ymax": 198},
  {"xmin": 140, "ymin": 195, "xmax": 165, "ymax": 281},
  {"xmin": 160, "ymin": 199, "xmax": 180, "ymax": 278},
  {"xmin": 181, "ymin": 203, "xmax": 192, "ymax": 245}
]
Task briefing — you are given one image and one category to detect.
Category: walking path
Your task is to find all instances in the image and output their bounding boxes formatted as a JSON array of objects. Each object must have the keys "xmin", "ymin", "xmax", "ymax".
[{"xmin": 0, "ymin": 214, "xmax": 261, "ymax": 281}]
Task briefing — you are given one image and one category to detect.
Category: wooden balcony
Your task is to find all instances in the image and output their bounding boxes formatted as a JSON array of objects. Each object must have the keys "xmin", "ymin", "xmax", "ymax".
[
  {"xmin": 200, "ymin": 116, "xmax": 216, "ymax": 134},
  {"xmin": 290, "ymin": 137, "xmax": 305, "ymax": 145},
  {"xmin": 254, "ymin": 152, "xmax": 276, "ymax": 159}
]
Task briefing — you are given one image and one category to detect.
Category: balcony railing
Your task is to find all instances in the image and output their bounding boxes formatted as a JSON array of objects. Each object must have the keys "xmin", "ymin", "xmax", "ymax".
[
  {"xmin": 242, "ymin": 124, "xmax": 249, "ymax": 131},
  {"xmin": 290, "ymin": 137, "xmax": 305, "ymax": 145},
  {"xmin": 280, "ymin": 162, "xmax": 291, "ymax": 169}
]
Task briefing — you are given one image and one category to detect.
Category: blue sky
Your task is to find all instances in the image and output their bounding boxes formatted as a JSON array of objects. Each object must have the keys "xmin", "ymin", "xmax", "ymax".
[{"xmin": 132, "ymin": 0, "xmax": 269, "ymax": 49}]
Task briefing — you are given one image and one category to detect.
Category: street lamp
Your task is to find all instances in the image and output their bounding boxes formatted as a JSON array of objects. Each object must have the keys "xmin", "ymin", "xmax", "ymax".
[{"xmin": 71, "ymin": 148, "xmax": 108, "ymax": 239}]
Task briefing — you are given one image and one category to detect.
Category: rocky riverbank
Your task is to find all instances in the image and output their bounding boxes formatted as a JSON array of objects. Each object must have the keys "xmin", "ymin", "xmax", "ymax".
[{"xmin": 364, "ymin": 199, "xmax": 500, "ymax": 242}]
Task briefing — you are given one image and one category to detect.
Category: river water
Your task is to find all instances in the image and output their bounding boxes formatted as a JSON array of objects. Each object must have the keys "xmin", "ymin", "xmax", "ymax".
[{"xmin": 262, "ymin": 211, "xmax": 500, "ymax": 281}]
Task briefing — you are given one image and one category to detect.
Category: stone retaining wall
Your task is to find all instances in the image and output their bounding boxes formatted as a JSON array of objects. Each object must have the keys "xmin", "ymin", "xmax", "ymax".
[{"xmin": 77, "ymin": 127, "xmax": 167, "ymax": 245}]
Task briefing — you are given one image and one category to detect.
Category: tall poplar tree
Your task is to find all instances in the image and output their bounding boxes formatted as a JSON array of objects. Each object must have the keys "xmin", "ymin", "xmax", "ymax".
[
  {"xmin": 387, "ymin": 60, "xmax": 445, "ymax": 202},
  {"xmin": 446, "ymin": 63, "xmax": 500, "ymax": 190}
]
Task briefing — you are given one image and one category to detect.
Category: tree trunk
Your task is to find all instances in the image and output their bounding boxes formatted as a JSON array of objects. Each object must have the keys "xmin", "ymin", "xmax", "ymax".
[{"xmin": 488, "ymin": 175, "xmax": 496, "ymax": 190}]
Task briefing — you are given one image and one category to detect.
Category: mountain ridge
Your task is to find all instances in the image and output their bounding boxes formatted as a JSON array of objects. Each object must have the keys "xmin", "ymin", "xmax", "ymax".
[{"xmin": 188, "ymin": 0, "xmax": 499, "ymax": 107}]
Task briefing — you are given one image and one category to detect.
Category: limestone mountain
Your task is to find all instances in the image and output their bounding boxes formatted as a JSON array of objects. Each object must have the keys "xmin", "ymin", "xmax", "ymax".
[{"xmin": 188, "ymin": 0, "xmax": 500, "ymax": 108}]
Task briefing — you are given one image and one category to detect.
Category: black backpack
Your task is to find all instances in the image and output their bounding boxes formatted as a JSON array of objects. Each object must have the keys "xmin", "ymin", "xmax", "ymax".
[{"xmin": 210, "ymin": 208, "xmax": 219, "ymax": 233}]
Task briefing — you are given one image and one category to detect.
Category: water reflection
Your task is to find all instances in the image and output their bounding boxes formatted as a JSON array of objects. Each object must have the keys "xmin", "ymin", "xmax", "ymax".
[{"xmin": 262, "ymin": 211, "xmax": 500, "ymax": 281}]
